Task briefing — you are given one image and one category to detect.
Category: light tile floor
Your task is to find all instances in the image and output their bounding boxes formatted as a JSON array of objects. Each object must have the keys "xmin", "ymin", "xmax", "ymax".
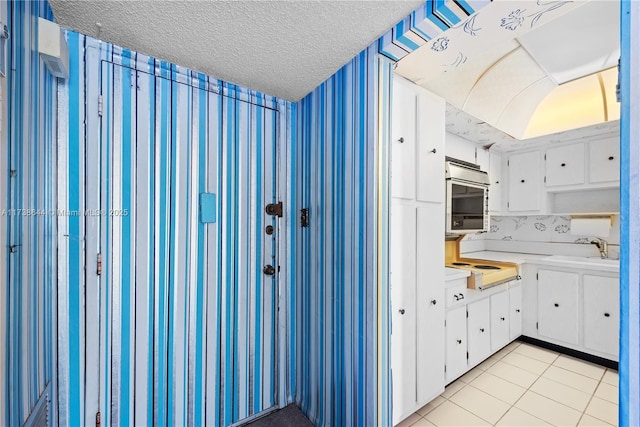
[{"xmin": 395, "ymin": 341, "xmax": 618, "ymax": 427}]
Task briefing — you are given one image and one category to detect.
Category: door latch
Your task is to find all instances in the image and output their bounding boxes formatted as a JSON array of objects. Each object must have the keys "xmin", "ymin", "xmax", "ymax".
[
  {"xmin": 300, "ymin": 208, "xmax": 309, "ymax": 227},
  {"xmin": 263, "ymin": 265, "xmax": 276, "ymax": 276},
  {"xmin": 265, "ymin": 202, "xmax": 283, "ymax": 217}
]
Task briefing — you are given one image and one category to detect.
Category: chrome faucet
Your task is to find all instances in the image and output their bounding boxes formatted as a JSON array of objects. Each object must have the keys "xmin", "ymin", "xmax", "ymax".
[{"xmin": 590, "ymin": 238, "xmax": 609, "ymax": 259}]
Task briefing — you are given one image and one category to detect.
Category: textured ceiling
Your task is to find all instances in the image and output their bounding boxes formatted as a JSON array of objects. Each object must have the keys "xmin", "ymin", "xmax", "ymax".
[{"xmin": 49, "ymin": 0, "xmax": 424, "ymax": 101}]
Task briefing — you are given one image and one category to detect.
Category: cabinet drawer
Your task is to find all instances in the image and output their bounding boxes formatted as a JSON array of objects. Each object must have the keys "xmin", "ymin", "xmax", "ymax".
[{"xmin": 446, "ymin": 284, "xmax": 467, "ymax": 308}]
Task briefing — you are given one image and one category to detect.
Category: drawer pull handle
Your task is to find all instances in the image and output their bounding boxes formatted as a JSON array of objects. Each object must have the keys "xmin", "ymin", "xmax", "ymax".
[
  {"xmin": 457, "ymin": 339, "xmax": 462, "ymax": 344},
  {"xmin": 430, "ymin": 299, "xmax": 437, "ymax": 305},
  {"xmin": 561, "ymin": 163, "xmax": 566, "ymax": 167},
  {"xmin": 399, "ymin": 309, "xmax": 405, "ymax": 315},
  {"xmin": 457, "ymin": 293, "xmax": 465, "ymax": 300},
  {"xmin": 609, "ymin": 156, "xmax": 614, "ymax": 160},
  {"xmin": 454, "ymin": 295, "xmax": 460, "ymax": 301},
  {"xmin": 554, "ymin": 303, "xmax": 559, "ymax": 307},
  {"xmin": 604, "ymin": 312, "xmax": 610, "ymax": 317},
  {"xmin": 398, "ymin": 137, "xmax": 404, "ymax": 143}
]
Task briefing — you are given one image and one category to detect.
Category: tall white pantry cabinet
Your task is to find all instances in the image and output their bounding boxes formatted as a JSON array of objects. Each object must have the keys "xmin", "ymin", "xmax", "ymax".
[{"xmin": 390, "ymin": 77, "xmax": 446, "ymax": 424}]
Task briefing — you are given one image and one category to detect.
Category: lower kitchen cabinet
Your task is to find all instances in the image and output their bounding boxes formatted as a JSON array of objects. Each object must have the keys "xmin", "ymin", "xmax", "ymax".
[
  {"xmin": 537, "ymin": 269, "xmax": 580, "ymax": 345},
  {"xmin": 445, "ymin": 305, "xmax": 468, "ymax": 384},
  {"xmin": 467, "ymin": 299, "xmax": 491, "ymax": 367},
  {"xmin": 583, "ymin": 275, "xmax": 619, "ymax": 358},
  {"xmin": 490, "ymin": 291, "xmax": 510, "ymax": 352},
  {"xmin": 509, "ymin": 283, "xmax": 522, "ymax": 340}
]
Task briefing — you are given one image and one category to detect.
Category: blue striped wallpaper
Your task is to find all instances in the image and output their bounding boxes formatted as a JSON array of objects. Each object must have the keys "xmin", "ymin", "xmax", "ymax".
[
  {"xmin": 292, "ymin": 44, "xmax": 393, "ymax": 426},
  {"xmin": 1, "ymin": 1, "xmax": 57, "ymax": 426},
  {"xmin": 56, "ymin": 32, "xmax": 292, "ymax": 426}
]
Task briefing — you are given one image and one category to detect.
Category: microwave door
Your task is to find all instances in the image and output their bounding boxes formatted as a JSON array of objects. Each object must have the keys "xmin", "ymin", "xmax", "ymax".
[{"xmin": 447, "ymin": 181, "xmax": 488, "ymax": 233}]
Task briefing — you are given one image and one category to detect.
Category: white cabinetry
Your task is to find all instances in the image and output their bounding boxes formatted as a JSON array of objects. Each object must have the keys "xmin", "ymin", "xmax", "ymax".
[
  {"xmin": 583, "ymin": 275, "xmax": 619, "ymax": 358},
  {"xmin": 445, "ymin": 306, "xmax": 468, "ymax": 384},
  {"xmin": 390, "ymin": 205, "xmax": 417, "ymax": 419},
  {"xmin": 490, "ymin": 291, "xmax": 510, "ymax": 351},
  {"xmin": 489, "ymin": 151, "xmax": 503, "ymax": 214},
  {"xmin": 537, "ymin": 269, "xmax": 580, "ymax": 345},
  {"xmin": 417, "ymin": 92, "xmax": 445, "ymax": 203},
  {"xmin": 391, "ymin": 77, "xmax": 446, "ymax": 425},
  {"xmin": 545, "ymin": 143, "xmax": 585, "ymax": 187},
  {"xmin": 509, "ymin": 284, "xmax": 522, "ymax": 340},
  {"xmin": 391, "ymin": 79, "xmax": 417, "ymax": 200},
  {"xmin": 467, "ymin": 299, "xmax": 491, "ymax": 367},
  {"xmin": 416, "ymin": 207, "xmax": 445, "ymax": 404},
  {"xmin": 588, "ymin": 138, "xmax": 620, "ymax": 184},
  {"xmin": 507, "ymin": 151, "xmax": 542, "ymax": 212}
]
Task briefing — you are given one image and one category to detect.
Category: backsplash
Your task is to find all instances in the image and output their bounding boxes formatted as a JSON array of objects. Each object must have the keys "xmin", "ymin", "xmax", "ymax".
[{"xmin": 464, "ymin": 215, "xmax": 620, "ymax": 245}]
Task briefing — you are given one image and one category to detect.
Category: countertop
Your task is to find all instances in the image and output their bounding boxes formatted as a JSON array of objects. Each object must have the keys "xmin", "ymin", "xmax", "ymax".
[
  {"xmin": 445, "ymin": 267, "xmax": 471, "ymax": 281},
  {"xmin": 463, "ymin": 251, "xmax": 619, "ymax": 273}
]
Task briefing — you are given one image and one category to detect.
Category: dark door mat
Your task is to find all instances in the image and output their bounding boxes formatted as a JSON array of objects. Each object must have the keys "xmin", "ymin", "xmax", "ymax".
[{"xmin": 245, "ymin": 404, "xmax": 313, "ymax": 427}]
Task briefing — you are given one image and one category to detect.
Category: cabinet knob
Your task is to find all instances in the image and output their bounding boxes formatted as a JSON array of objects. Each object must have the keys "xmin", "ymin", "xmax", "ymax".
[
  {"xmin": 500, "ymin": 317, "xmax": 506, "ymax": 321},
  {"xmin": 516, "ymin": 309, "xmax": 521, "ymax": 313},
  {"xmin": 561, "ymin": 163, "xmax": 566, "ymax": 167},
  {"xmin": 399, "ymin": 309, "xmax": 405, "ymax": 315},
  {"xmin": 609, "ymin": 156, "xmax": 614, "ymax": 160},
  {"xmin": 456, "ymin": 339, "xmax": 462, "ymax": 344},
  {"xmin": 430, "ymin": 148, "xmax": 437, "ymax": 154},
  {"xmin": 521, "ymin": 179, "xmax": 525, "ymax": 183},
  {"xmin": 480, "ymin": 328, "xmax": 485, "ymax": 333},
  {"xmin": 554, "ymin": 303, "xmax": 559, "ymax": 307},
  {"xmin": 604, "ymin": 312, "xmax": 610, "ymax": 317},
  {"xmin": 495, "ymin": 181, "xmax": 500, "ymax": 184},
  {"xmin": 430, "ymin": 299, "xmax": 437, "ymax": 305},
  {"xmin": 398, "ymin": 137, "xmax": 404, "ymax": 143},
  {"xmin": 457, "ymin": 293, "xmax": 465, "ymax": 300}
]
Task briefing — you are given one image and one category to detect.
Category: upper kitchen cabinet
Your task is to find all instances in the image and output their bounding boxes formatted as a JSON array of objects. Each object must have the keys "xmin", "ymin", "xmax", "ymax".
[
  {"xmin": 416, "ymin": 90, "xmax": 445, "ymax": 203},
  {"xmin": 488, "ymin": 151, "xmax": 503, "ymax": 214},
  {"xmin": 588, "ymin": 137, "xmax": 620, "ymax": 184},
  {"xmin": 392, "ymin": 78, "xmax": 417, "ymax": 200},
  {"xmin": 545, "ymin": 143, "xmax": 585, "ymax": 187},
  {"xmin": 392, "ymin": 77, "xmax": 445, "ymax": 203},
  {"xmin": 507, "ymin": 150, "xmax": 542, "ymax": 212}
]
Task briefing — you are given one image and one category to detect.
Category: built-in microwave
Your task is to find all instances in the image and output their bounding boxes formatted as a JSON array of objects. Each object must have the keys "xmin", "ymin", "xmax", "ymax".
[{"xmin": 445, "ymin": 159, "xmax": 490, "ymax": 234}]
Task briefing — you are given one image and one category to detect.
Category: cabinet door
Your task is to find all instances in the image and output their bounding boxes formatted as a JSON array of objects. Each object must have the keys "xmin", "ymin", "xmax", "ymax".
[
  {"xmin": 416, "ymin": 206, "xmax": 445, "ymax": 402},
  {"xmin": 467, "ymin": 299, "xmax": 491, "ymax": 367},
  {"xmin": 537, "ymin": 270, "xmax": 579, "ymax": 345},
  {"xmin": 546, "ymin": 143, "xmax": 585, "ymax": 187},
  {"xmin": 583, "ymin": 275, "xmax": 619, "ymax": 358},
  {"xmin": 416, "ymin": 90, "xmax": 445, "ymax": 203},
  {"xmin": 445, "ymin": 306, "xmax": 468, "ymax": 384},
  {"xmin": 508, "ymin": 151, "xmax": 541, "ymax": 212},
  {"xmin": 489, "ymin": 152, "xmax": 502, "ymax": 213},
  {"xmin": 391, "ymin": 79, "xmax": 417, "ymax": 199},
  {"xmin": 391, "ymin": 204, "xmax": 417, "ymax": 420},
  {"xmin": 509, "ymin": 284, "xmax": 522, "ymax": 340},
  {"xmin": 589, "ymin": 138, "xmax": 620, "ymax": 184},
  {"xmin": 490, "ymin": 291, "xmax": 510, "ymax": 351}
]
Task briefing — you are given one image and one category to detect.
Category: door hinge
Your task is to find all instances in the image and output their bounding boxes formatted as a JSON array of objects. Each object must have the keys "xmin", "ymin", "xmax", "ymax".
[
  {"xmin": 544, "ymin": 154, "xmax": 547, "ymax": 161},
  {"xmin": 466, "ymin": 352, "xmax": 469, "ymax": 360},
  {"xmin": 98, "ymin": 95, "xmax": 104, "ymax": 117},
  {"xmin": 507, "ymin": 202, "xmax": 510, "ymax": 208},
  {"xmin": 466, "ymin": 310, "xmax": 469, "ymax": 318},
  {"xmin": 265, "ymin": 202, "xmax": 283, "ymax": 218},
  {"xmin": 444, "ymin": 319, "xmax": 446, "ymax": 327},
  {"xmin": 96, "ymin": 253, "xmax": 102, "ymax": 276},
  {"xmin": 507, "ymin": 160, "xmax": 510, "ymax": 167},
  {"xmin": 536, "ymin": 321, "xmax": 539, "ymax": 330},
  {"xmin": 544, "ymin": 176, "xmax": 547, "ymax": 183},
  {"xmin": 300, "ymin": 208, "xmax": 309, "ymax": 227},
  {"xmin": 96, "ymin": 411, "xmax": 101, "ymax": 427},
  {"xmin": 536, "ymin": 273, "xmax": 539, "ymax": 280},
  {"xmin": 444, "ymin": 365, "xmax": 447, "ymax": 373}
]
